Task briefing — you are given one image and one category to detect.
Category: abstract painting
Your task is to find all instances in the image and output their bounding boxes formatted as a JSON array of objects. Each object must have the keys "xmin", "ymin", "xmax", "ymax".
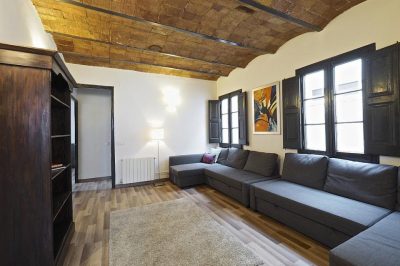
[{"xmin": 252, "ymin": 82, "xmax": 280, "ymax": 134}]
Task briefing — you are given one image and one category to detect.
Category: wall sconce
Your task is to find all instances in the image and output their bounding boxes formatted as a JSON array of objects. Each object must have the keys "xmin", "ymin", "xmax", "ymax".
[{"xmin": 162, "ymin": 87, "xmax": 181, "ymax": 112}]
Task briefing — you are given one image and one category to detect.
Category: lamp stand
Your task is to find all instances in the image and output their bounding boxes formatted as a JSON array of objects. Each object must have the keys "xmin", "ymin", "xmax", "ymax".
[{"xmin": 154, "ymin": 139, "xmax": 164, "ymax": 187}]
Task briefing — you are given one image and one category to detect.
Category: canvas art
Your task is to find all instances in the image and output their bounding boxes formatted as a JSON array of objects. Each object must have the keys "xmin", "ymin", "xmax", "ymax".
[{"xmin": 252, "ymin": 82, "xmax": 280, "ymax": 134}]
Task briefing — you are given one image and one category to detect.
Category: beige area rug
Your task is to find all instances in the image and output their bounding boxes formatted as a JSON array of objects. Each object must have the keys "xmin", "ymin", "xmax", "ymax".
[{"xmin": 109, "ymin": 198, "xmax": 265, "ymax": 266}]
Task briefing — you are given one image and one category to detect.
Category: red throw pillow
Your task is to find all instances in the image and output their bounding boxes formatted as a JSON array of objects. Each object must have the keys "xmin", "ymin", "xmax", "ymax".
[{"xmin": 201, "ymin": 153, "xmax": 216, "ymax": 164}]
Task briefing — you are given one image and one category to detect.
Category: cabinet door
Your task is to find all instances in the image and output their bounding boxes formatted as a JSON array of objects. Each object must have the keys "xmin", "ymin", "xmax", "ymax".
[
  {"xmin": 0, "ymin": 65, "xmax": 53, "ymax": 266},
  {"xmin": 364, "ymin": 43, "xmax": 400, "ymax": 156},
  {"xmin": 208, "ymin": 100, "xmax": 220, "ymax": 143},
  {"xmin": 282, "ymin": 76, "xmax": 302, "ymax": 149}
]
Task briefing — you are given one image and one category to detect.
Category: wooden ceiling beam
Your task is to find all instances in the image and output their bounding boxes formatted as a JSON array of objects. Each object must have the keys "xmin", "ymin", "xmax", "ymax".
[
  {"xmin": 48, "ymin": 31, "xmax": 240, "ymax": 69},
  {"xmin": 238, "ymin": 0, "xmax": 322, "ymax": 32},
  {"xmin": 57, "ymin": 0, "xmax": 271, "ymax": 53},
  {"xmin": 61, "ymin": 51, "xmax": 223, "ymax": 78}
]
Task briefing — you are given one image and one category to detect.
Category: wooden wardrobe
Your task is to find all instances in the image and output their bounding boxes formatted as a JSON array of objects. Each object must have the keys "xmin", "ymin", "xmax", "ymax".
[{"xmin": 0, "ymin": 43, "xmax": 75, "ymax": 265}]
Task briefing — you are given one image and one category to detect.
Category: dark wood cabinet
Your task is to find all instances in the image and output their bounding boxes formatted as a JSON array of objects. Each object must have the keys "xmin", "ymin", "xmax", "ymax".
[
  {"xmin": 0, "ymin": 44, "xmax": 76, "ymax": 265},
  {"xmin": 364, "ymin": 43, "xmax": 400, "ymax": 156}
]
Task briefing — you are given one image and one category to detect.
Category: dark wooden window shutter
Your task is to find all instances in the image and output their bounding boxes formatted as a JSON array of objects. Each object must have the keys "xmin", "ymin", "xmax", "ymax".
[
  {"xmin": 238, "ymin": 92, "xmax": 248, "ymax": 145},
  {"xmin": 208, "ymin": 100, "xmax": 220, "ymax": 143},
  {"xmin": 364, "ymin": 43, "xmax": 400, "ymax": 156},
  {"xmin": 282, "ymin": 76, "xmax": 302, "ymax": 149}
]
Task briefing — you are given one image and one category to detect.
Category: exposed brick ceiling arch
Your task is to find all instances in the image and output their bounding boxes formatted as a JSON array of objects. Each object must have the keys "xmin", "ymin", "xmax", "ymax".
[{"xmin": 32, "ymin": 0, "xmax": 365, "ymax": 80}]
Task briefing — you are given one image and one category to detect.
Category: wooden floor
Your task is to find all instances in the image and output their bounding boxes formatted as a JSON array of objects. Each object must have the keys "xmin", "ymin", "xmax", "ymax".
[{"xmin": 60, "ymin": 180, "xmax": 329, "ymax": 266}]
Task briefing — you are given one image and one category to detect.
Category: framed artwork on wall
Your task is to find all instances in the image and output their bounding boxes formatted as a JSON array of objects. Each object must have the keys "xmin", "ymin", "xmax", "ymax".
[{"xmin": 252, "ymin": 82, "xmax": 281, "ymax": 135}]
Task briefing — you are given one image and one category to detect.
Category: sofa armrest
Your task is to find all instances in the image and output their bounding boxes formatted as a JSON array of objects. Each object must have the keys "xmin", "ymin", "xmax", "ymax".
[{"xmin": 169, "ymin": 154, "xmax": 204, "ymax": 166}]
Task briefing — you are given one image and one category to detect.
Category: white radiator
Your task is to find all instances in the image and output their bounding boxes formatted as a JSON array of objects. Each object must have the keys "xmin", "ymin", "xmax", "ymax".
[{"xmin": 120, "ymin": 157, "xmax": 155, "ymax": 184}]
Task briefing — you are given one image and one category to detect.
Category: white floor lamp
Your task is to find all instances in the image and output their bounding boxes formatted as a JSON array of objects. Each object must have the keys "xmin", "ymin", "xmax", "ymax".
[{"xmin": 151, "ymin": 128, "xmax": 164, "ymax": 186}]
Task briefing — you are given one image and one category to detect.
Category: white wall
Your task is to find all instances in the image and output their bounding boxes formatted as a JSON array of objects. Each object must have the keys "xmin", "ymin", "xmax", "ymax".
[
  {"xmin": 0, "ymin": 0, "xmax": 56, "ymax": 49},
  {"xmin": 217, "ymin": 0, "xmax": 400, "ymax": 167},
  {"xmin": 77, "ymin": 88, "xmax": 112, "ymax": 180},
  {"xmin": 67, "ymin": 64, "xmax": 217, "ymax": 183}
]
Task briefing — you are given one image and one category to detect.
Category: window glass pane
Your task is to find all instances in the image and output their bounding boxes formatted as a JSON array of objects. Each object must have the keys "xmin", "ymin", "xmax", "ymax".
[
  {"xmin": 222, "ymin": 114, "xmax": 229, "ymax": 129},
  {"xmin": 335, "ymin": 91, "xmax": 363, "ymax": 123},
  {"xmin": 304, "ymin": 98, "xmax": 325, "ymax": 124},
  {"xmin": 336, "ymin": 123, "xmax": 364, "ymax": 153},
  {"xmin": 305, "ymin": 125, "xmax": 326, "ymax": 151},
  {"xmin": 232, "ymin": 128, "xmax": 239, "ymax": 144},
  {"xmin": 221, "ymin": 98, "xmax": 228, "ymax": 114},
  {"xmin": 222, "ymin": 129, "xmax": 229, "ymax": 143},
  {"xmin": 231, "ymin": 95, "xmax": 238, "ymax": 112},
  {"xmin": 231, "ymin": 112, "xmax": 238, "ymax": 128},
  {"xmin": 304, "ymin": 70, "xmax": 324, "ymax": 99},
  {"xmin": 334, "ymin": 59, "xmax": 362, "ymax": 93}
]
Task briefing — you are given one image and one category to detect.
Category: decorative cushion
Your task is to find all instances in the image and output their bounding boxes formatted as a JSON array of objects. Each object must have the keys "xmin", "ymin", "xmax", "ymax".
[
  {"xmin": 216, "ymin": 148, "xmax": 229, "ymax": 165},
  {"xmin": 201, "ymin": 153, "xmax": 215, "ymax": 164},
  {"xmin": 282, "ymin": 153, "xmax": 329, "ymax": 190},
  {"xmin": 324, "ymin": 158, "xmax": 398, "ymax": 210},
  {"xmin": 243, "ymin": 151, "xmax": 278, "ymax": 177},
  {"xmin": 224, "ymin": 148, "xmax": 250, "ymax": 169}
]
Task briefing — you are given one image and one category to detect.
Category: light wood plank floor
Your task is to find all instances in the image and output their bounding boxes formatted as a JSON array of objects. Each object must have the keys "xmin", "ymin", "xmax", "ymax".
[{"xmin": 61, "ymin": 181, "xmax": 329, "ymax": 266}]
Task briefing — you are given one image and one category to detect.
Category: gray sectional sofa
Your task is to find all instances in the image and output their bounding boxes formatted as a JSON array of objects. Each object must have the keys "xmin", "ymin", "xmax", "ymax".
[
  {"xmin": 169, "ymin": 148, "xmax": 279, "ymax": 206},
  {"xmin": 250, "ymin": 153, "xmax": 400, "ymax": 266},
  {"xmin": 170, "ymin": 151, "xmax": 400, "ymax": 265}
]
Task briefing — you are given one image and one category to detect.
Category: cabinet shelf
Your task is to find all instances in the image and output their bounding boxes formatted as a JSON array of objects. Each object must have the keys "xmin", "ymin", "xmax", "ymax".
[
  {"xmin": 51, "ymin": 95, "xmax": 70, "ymax": 109},
  {"xmin": 53, "ymin": 192, "xmax": 72, "ymax": 221},
  {"xmin": 51, "ymin": 134, "xmax": 71, "ymax": 139},
  {"xmin": 51, "ymin": 164, "xmax": 71, "ymax": 180}
]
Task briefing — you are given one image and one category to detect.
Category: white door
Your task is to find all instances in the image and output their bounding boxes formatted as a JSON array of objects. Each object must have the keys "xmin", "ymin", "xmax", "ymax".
[{"xmin": 77, "ymin": 88, "xmax": 112, "ymax": 181}]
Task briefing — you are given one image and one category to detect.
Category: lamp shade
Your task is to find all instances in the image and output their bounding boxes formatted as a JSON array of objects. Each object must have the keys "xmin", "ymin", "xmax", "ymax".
[{"xmin": 150, "ymin": 128, "xmax": 164, "ymax": 140}]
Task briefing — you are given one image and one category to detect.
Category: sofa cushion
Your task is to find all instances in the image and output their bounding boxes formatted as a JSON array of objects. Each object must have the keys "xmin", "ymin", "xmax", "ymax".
[
  {"xmin": 170, "ymin": 163, "xmax": 210, "ymax": 177},
  {"xmin": 397, "ymin": 170, "xmax": 400, "ymax": 210},
  {"xmin": 330, "ymin": 212, "xmax": 400, "ymax": 266},
  {"xmin": 282, "ymin": 153, "xmax": 329, "ymax": 190},
  {"xmin": 216, "ymin": 148, "xmax": 229, "ymax": 165},
  {"xmin": 224, "ymin": 148, "xmax": 250, "ymax": 169},
  {"xmin": 205, "ymin": 164, "xmax": 268, "ymax": 190},
  {"xmin": 324, "ymin": 158, "xmax": 398, "ymax": 210},
  {"xmin": 252, "ymin": 180, "xmax": 391, "ymax": 236},
  {"xmin": 243, "ymin": 151, "xmax": 277, "ymax": 177}
]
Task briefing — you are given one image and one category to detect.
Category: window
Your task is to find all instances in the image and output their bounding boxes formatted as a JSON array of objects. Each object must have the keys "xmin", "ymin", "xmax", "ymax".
[
  {"xmin": 298, "ymin": 46, "xmax": 375, "ymax": 161},
  {"xmin": 303, "ymin": 70, "xmax": 326, "ymax": 151},
  {"xmin": 218, "ymin": 90, "xmax": 245, "ymax": 147}
]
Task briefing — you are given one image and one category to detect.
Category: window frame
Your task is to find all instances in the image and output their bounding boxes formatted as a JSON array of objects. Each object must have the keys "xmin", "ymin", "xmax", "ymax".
[
  {"xmin": 218, "ymin": 89, "xmax": 242, "ymax": 148},
  {"xmin": 296, "ymin": 45, "xmax": 379, "ymax": 163}
]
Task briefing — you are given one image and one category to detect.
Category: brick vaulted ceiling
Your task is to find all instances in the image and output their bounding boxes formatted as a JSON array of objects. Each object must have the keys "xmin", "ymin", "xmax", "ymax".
[{"xmin": 32, "ymin": 0, "xmax": 365, "ymax": 80}]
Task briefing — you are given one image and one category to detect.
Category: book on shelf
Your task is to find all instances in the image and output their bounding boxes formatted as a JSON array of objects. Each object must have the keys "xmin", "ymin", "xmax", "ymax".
[{"xmin": 51, "ymin": 163, "xmax": 64, "ymax": 169}]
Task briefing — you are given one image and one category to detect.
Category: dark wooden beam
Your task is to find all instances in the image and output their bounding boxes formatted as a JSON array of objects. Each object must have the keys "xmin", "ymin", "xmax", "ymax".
[
  {"xmin": 61, "ymin": 51, "xmax": 223, "ymax": 78},
  {"xmin": 238, "ymin": 0, "xmax": 322, "ymax": 32},
  {"xmin": 48, "ymin": 31, "xmax": 240, "ymax": 69},
  {"xmin": 57, "ymin": 0, "xmax": 270, "ymax": 53}
]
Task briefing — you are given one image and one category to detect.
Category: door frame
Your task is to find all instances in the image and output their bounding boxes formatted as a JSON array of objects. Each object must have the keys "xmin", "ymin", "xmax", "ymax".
[
  {"xmin": 76, "ymin": 83, "xmax": 116, "ymax": 188},
  {"xmin": 71, "ymin": 95, "xmax": 79, "ymax": 183}
]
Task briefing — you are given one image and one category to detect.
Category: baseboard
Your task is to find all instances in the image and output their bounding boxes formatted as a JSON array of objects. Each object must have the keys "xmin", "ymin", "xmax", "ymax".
[
  {"xmin": 115, "ymin": 178, "xmax": 169, "ymax": 188},
  {"xmin": 77, "ymin": 176, "xmax": 112, "ymax": 183}
]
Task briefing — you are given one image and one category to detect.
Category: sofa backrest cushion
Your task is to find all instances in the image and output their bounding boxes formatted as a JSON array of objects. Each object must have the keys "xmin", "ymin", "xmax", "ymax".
[
  {"xmin": 216, "ymin": 148, "xmax": 229, "ymax": 165},
  {"xmin": 397, "ymin": 170, "xmax": 400, "ymax": 210},
  {"xmin": 324, "ymin": 158, "xmax": 398, "ymax": 210},
  {"xmin": 243, "ymin": 151, "xmax": 278, "ymax": 177},
  {"xmin": 398, "ymin": 170, "xmax": 400, "ymax": 210},
  {"xmin": 224, "ymin": 148, "xmax": 250, "ymax": 169},
  {"xmin": 282, "ymin": 153, "xmax": 329, "ymax": 190}
]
